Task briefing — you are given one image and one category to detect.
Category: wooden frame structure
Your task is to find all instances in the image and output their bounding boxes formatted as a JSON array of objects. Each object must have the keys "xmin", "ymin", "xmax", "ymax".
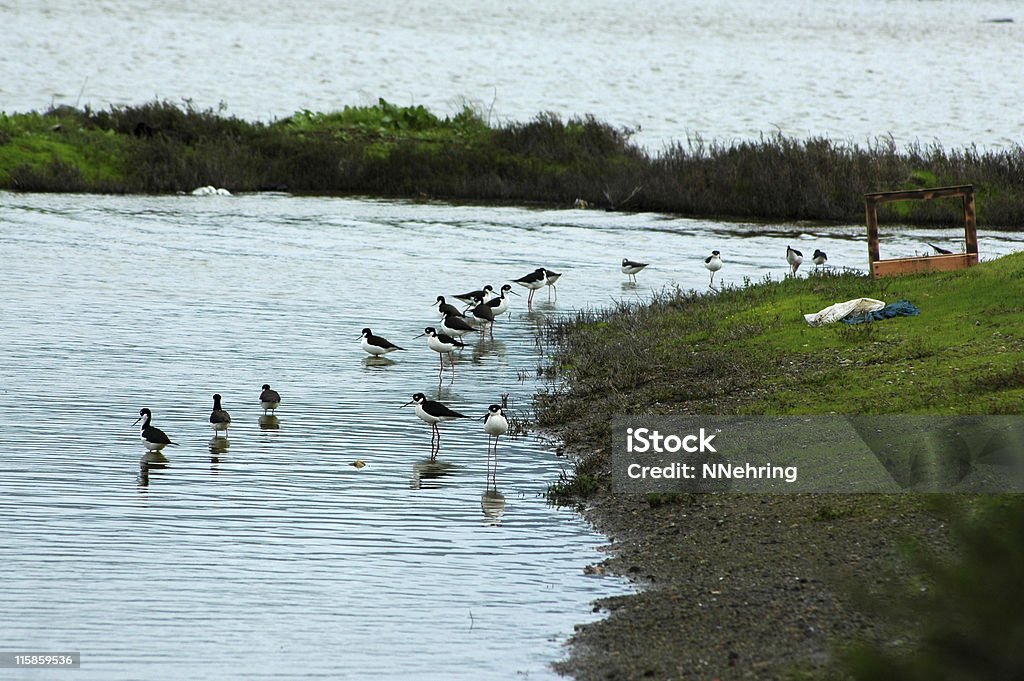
[{"xmin": 864, "ymin": 184, "xmax": 978, "ymax": 277}]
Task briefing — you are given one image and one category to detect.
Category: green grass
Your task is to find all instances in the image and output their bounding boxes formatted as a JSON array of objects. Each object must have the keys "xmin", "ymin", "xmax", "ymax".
[{"xmin": 538, "ymin": 253, "xmax": 1024, "ymax": 432}]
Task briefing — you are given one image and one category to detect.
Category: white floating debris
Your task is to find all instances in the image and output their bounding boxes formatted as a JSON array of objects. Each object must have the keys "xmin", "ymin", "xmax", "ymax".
[{"xmin": 191, "ymin": 185, "xmax": 232, "ymax": 196}]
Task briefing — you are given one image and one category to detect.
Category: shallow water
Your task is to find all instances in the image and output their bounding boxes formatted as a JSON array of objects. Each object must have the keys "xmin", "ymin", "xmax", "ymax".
[
  {"xmin": 2, "ymin": 192, "xmax": 1023, "ymax": 679},
  {"xmin": 2, "ymin": 0, "xmax": 1022, "ymax": 150}
]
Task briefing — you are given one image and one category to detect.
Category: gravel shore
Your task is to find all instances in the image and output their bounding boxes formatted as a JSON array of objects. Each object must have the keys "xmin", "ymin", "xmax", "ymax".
[{"xmin": 551, "ymin": 443, "xmax": 949, "ymax": 681}]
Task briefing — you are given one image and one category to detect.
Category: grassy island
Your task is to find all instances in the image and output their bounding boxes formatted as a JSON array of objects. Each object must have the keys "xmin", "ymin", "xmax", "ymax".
[{"xmin": 2, "ymin": 99, "xmax": 1024, "ymax": 227}]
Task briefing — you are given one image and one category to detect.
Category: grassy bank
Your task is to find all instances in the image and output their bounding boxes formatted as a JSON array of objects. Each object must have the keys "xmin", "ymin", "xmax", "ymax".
[
  {"xmin": 2, "ymin": 99, "xmax": 1024, "ymax": 227},
  {"xmin": 535, "ymin": 253, "xmax": 1024, "ymax": 680}
]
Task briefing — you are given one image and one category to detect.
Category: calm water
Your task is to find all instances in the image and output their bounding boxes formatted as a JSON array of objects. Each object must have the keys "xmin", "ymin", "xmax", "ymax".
[
  {"xmin": 2, "ymin": 0, "xmax": 1022, "ymax": 150},
  {"xmin": 3, "ymin": 191, "xmax": 1024, "ymax": 679}
]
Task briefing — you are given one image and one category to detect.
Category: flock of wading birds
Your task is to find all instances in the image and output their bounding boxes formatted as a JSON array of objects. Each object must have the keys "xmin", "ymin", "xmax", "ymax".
[{"xmin": 133, "ymin": 246, "xmax": 826, "ymax": 484}]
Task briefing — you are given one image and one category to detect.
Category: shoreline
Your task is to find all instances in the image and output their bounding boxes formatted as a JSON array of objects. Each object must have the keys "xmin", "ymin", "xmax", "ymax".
[
  {"xmin": 536, "ymin": 255, "xmax": 1024, "ymax": 679},
  {"xmin": 553, "ymin": 453, "xmax": 949, "ymax": 679}
]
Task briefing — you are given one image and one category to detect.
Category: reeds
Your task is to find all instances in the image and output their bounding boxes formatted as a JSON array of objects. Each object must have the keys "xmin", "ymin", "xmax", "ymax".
[{"xmin": 2, "ymin": 100, "xmax": 1024, "ymax": 226}]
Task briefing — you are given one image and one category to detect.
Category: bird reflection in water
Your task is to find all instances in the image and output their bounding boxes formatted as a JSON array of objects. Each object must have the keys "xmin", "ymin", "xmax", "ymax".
[
  {"xmin": 480, "ymin": 489, "xmax": 506, "ymax": 525},
  {"xmin": 209, "ymin": 435, "xmax": 230, "ymax": 470},
  {"xmin": 258, "ymin": 415, "xmax": 281, "ymax": 430},
  {"xmin": 410, "ymin": 459, "xmax": 456, "ymax": 490},
  {"xmin": 138, "ymin": 451, "xmax": 169, "ymax": 488},
  {"xmin": 472, "ymin": 338, "xmax": 507, "ymax": 364},
  {"xmin": 362, "ymin": 356, "xmax": 397, "ymax": 369}
]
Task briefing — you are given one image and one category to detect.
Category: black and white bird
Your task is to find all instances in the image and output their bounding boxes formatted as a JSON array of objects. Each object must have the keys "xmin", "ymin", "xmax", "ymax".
[
  {"xmin": 786, "ymin": 245, "xmax": 803, "ymax": 276},
  {"xmin": 512, "ymin": 267, "xmax": 547, "ymax": 309},
  {"xmin": 434, "ymin": 295, "xmax": 465, "ymax": 319},
  {"xmin": 467, "ymin": 293, "xmax": 496, "ymax": 326},
  {"xmin": 403, "ymin": 392, "xmax": 468, "ymax": 460},
  {"xmin": 134, "ymin": 408, "xmax": 177, "ymax": 451},
  {"xmin": 621, "ymin": 258, "xmax": 648, "ymax": 283},
  {"xmin": 259, "ymin": 384, "xmax": 281, "ymax": 415},
  {"xmin": 361, "ymin": 327, "xmax": 405, "ymax": 358},
  {"xmin": 415, "ymin": 326, "xmax": 465, "ymax": 377},
  {"xmin": 928, "ymin": 242, "xmax": 954, "ymax": 255},
  {"xmin": 704, "ymin": 250, "xmax": 722, "ymax": 286},
  {"xmin": 440, "ymin": 314, "xmax": 478, "ymax": 339},
  {"xmin": 543, "ymin": 269, "xmax": 562, "ymax": 301},
  {"xmin": 454, "ymin": 285, "xmax": 494, "ymax": 305},
  {"xmin": 210, "ymin": 393, "xmax": 231, "ymax": 437},
  {"xmin": 485, "ymin": 283, "xmax": 518, "ymax": 318},
  {"xmin": 483, "ymin": 404, "xmax": 509, "ymax": 489},
  {"xmin": 812, "ymin": 249, "xmax": 828, "ymax": 269}
]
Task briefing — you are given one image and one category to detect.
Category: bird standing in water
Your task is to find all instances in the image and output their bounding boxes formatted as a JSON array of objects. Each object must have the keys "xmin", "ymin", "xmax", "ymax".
[
  {"xmin": 512, "ymin": 268, "xmax": 547, "ymax": 309},
  {"xmin": 434, "ymin": 295, "xmax": 465, "ymax": 319},
  {"xmin": 403, "ymin": 392, "xmax": 468, "ymax": 460},
  {"xmin": 543, "ymin": 269, "xmax": 561, "ymax": 301},
  {"xmin": 259, "ymin": 384, "xmax": 281, "ymax": 415},
  {"xmin": 415, "ymin": 327, "xmax": 465, "ymax": 379},
  {"xmin": 361, "ymin": 328, "xmax": 405, "ymax": 358},
  {"xmin": 812, "ymin": 249, "xmax": 828, "ymax": 270},
  {"xmin": 134, "ymin": 408, "xmax": 177, "ymax": 451},
  {"xmin": 483, "ymin": 404, "xmax": 509, "ymax": 489},
  {"xmin": 621, "ymin": 258, "xmax": 648, "ymax": 283},
  {"xmin": 210, "ymin": 393, "xmax": 231, "ymax": 437}
]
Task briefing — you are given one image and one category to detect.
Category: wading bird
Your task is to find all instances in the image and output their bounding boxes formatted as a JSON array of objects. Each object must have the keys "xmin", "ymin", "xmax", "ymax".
[
  {"xmin": 441, "ymin": 314, "xmax": 478, "ymax": 339},
  {"xmin": 812, "ymin": 249, "xmax": 828, "ymax": 270},
  {"xmin": 454, "ymin": 285, "xmax": 494, "ymax": 305},
  {"xmin": 134, "ymin": 408, "xmax": 177, "ymax": 451},
  {"xmin": 434, "ymin": 295, "xmax": 465, "ymax": 319},
  {"xmin": 483, "ymin": 404, "xmax": 509, "ymax": 489},
  {"xmin": 403, "ymin": 392, "xmax": 468, "ymax": 460},
  {"xmin": 543, "ymin": 270, "xmax": 561, "ymax": 301},
  {"xmin": 415, "ymin": 327, "xmax": 465, "ymax": 379},
  {"xmin": 210, "ymin": 393, "xmax": 231, "ymax": 437},
  {"xmin": 786, "ymin": 245, "xmax": 803, "ymax": 276},
  {"xmin": 467, "ymin": 293, "xmax": 496, "ymax": 327},
  {"xmin": 621, "ymin": 258, "xmax": 648, "ymax": 283},
  {"xmin": 259, "ymin": 384, "xmax": 281, "ymax": 415},
  {"xmin": 704, "ymin": 250, "xmax": 722, "ymax": 286},
  {"xmin": 513, "ymin": 267, "xmax": 548, "ymax": 309},
  {"xmin": 361, "ymin": 328, "xmax": 405, "ymax": 358},
  {"xmin": 486, "ymin": 284, "xmax": 518, "ymax": 318}
]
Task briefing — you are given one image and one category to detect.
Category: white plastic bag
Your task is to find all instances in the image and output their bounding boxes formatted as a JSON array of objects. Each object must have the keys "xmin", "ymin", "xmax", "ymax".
[{"xmin": 804, "ymin": 298, "xmax": 886, "ymax": 326}]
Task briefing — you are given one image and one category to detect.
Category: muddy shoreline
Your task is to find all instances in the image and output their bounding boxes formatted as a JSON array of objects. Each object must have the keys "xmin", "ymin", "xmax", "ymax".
[{"xmin": 556, "ymin": 481, "xmax": 947, "ymax": 680}]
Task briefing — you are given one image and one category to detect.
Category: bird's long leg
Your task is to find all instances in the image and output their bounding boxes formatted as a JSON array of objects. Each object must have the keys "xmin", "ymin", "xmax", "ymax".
[
  {"xmin": 486, "ymin": 436, "xmax": 493, "ymax": 488},
  {"xmin": 491, "ymin": 436, "xmax": 499, "ymax": 488}
]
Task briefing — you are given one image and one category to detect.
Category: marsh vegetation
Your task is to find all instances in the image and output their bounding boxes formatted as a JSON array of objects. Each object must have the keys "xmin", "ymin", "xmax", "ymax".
[{"xmin": 2, "ymin": 99, "xmax": 1023, "ymax": 227}]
